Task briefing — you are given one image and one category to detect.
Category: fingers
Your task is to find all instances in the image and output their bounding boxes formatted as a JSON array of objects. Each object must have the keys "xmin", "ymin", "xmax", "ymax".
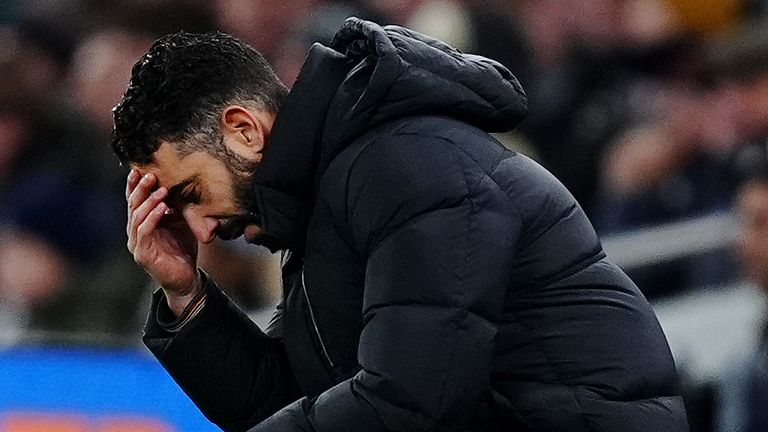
[
  {"xmin": 127, "ymin": 172, "xmax": 157, "ymax": 212},
  {"xmin": 125, "ymin": 169, "xmax": 141, "ymax": 200},
  {"xmin": 125, "ymin": 171, "xmax": 164, "ymax": 254},
  {"xmin": 133, "ymin": 201, "xmax": 169, "ymax": 266},
  {"xmin": 127, "ymin": 187, "xmax": 168, "ymax": 251},
  {"xmin": 133, "ymin": 187, "xmax": 168, "ymax": 226}
]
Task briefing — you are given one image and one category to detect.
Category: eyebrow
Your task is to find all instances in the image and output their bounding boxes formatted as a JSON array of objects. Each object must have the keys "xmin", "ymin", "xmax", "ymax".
[{"xmin": 165, "ymin": 175, "xmax": 199, "ymax": 205}]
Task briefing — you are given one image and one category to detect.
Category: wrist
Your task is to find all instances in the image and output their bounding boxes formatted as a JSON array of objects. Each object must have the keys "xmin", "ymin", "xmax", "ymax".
[{"xmin": 163, "ymin": 271, "xmax": 203, "ymax": 317}]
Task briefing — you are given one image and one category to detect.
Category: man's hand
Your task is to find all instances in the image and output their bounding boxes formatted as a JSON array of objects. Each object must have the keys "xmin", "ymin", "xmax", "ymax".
[{"xmin": 126, "ymin": 169, "xmax": 201, "ymax": 316}]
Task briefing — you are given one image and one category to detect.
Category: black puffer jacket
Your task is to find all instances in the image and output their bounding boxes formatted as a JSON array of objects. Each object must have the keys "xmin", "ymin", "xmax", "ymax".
[{"xmin": 143, "ymin": 19, "xmax": 689, "ymax": 432}]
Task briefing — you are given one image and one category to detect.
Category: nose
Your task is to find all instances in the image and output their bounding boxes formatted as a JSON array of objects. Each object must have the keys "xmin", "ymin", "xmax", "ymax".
[{"xmin": 182, "ymin": 208, "xmax": 219, "ymax": 244}]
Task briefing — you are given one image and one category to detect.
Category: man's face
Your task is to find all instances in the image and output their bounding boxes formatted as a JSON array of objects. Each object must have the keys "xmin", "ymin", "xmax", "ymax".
[
  {"xmin": 135, "ymin": 140, "xmax": 261, "ymax": 244},
  {"xmin": 736, "ymin": 181, "xmax": 768, "ymax": 289}
]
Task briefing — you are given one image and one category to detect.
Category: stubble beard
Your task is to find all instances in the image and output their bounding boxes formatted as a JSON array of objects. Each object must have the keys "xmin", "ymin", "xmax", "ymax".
[{"xmin": 215, "ymin": 159, "xmax": 262, "ymax": 240}]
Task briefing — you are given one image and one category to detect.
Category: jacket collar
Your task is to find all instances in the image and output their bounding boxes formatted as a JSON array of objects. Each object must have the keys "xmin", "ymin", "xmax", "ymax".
[
  {"xmin": 250, "ymin": 44, "xmax": 350, "ymax": 252},
  {"xmin": 250, "ymin": 18, "xmax": 527, "ymax": 253}
]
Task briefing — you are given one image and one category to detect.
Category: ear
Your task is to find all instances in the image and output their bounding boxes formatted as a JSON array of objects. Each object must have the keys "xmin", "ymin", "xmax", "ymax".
[{"xmin": 220, "ymin": 105, "xmax": 272, "ymax": 160}]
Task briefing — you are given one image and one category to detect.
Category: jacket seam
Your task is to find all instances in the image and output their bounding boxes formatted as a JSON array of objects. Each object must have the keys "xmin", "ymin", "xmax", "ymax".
[{"xmin": 433, "ymin": 150, "xmax": 475, "ymax": 424}]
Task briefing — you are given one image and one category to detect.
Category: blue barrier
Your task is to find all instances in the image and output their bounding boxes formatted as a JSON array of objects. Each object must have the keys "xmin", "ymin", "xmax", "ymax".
[{"xmin": 0, "ymin": 346, "xmax": 220, "ymax": 431}]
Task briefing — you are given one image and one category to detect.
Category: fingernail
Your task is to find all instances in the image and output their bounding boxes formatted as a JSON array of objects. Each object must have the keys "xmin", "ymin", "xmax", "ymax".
[{"xmin": 129, "ymin": 169, "xmax": 138, "ymax": 180}]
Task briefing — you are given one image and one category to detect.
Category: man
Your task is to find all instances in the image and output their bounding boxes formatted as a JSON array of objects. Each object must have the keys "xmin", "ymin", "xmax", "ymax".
[{"xmin": 112, "ymin": 18, "xmax": 689, "ymax": 431}]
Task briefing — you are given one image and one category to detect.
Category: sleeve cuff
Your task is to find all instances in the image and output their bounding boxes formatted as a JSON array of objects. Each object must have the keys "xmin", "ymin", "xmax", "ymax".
[{"xmin": 156, "ymin": 270, "xmax": 209, "ymax": 333}]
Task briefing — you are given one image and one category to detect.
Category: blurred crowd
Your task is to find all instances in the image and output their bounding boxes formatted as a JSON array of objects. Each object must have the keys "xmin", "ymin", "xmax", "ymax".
[{"xmin": 2, "ymin": 0, "xmax": 768, "ymax": 430}]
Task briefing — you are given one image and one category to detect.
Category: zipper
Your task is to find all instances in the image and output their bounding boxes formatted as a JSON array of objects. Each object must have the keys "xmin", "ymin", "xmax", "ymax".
[{"xmin": 301, "ymin": 271, "xmax": 336, "ymax": 368}]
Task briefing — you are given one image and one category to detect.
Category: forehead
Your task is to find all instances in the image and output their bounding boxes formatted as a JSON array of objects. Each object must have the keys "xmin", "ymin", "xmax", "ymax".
[{"xmin": 134, "ymin": 141, "xmax": 220, "ymax": 188}]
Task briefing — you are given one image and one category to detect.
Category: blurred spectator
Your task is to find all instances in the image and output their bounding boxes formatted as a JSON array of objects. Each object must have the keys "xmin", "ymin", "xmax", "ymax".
[
  {"xmin": 507, "ymin": 0, "xmax": 696, "ymax": 216},
  {"xmin": 598, "ymin": 16, "xmax": 768, "ymax": 223},
  {"xmin": 594, "ymin": 16, "xmax": 768, "ymax": 297},
  {"xmin": 716, "ymin": 154, "xmax": 768, "ymax": 431},
  {"xmin": 0, "ymin": 45, "xmax": 148, "ymax": 334},
  {"xmin": 0, "ymin": 10, "xmax": 156, "ymax": 340},
  {"xmin": 0, "ymin": 228, "xmax": 68, "ymax": 343},
  {"xmin": 703, "ymin": 19, "xmax": 768, "ymax": 144},
  {"xmin": 270, "ymin": 1, "xmax": 372, "ymax": 84},
  {"xmin": 68, "ymin": 28, "xmax": 153, "ymax": 132},
  {"xmin": 0, "ymin": 121, "xmax": 145, "ymax": 341},
  {"xmin": 213, "ymin": 0, "xmax": 314, "ymax": 65}
]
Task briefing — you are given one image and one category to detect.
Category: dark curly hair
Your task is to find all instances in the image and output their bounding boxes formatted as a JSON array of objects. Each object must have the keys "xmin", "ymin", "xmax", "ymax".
[{"xmin": 111, "ymin": 31, "xmax": 288, "ymax": 165}]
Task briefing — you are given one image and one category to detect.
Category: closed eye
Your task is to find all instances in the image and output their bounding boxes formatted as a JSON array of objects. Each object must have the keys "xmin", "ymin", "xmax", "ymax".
[
  {"xmin": 165, "ymin": 175, "xmax": 202, "ymax": 208},
  {"xmin": 180, "ymin": 185, "xmax": 202, "ymax": 204}
]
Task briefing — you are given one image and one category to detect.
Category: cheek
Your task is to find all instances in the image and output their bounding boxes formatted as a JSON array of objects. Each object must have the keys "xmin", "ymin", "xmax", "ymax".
[{"xmin": 204, "ymin": 178, "xmax": 241, "ymax": 213}]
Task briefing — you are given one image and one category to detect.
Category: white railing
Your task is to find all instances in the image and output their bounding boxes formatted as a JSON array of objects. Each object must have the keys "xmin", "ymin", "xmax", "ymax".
[{"xmin": 601, "ymin": 212, "xmax": 739, "ymax": 270}]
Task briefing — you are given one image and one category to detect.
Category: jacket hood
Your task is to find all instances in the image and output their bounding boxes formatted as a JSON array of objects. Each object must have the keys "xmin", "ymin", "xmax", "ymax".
[
  {"xmin": 250, "ymin": 18, "xmax": 527, "ymax": 252},
  {"xmin": 324, "ymin": 18, "xmax": 528, "ymax": 148}
]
